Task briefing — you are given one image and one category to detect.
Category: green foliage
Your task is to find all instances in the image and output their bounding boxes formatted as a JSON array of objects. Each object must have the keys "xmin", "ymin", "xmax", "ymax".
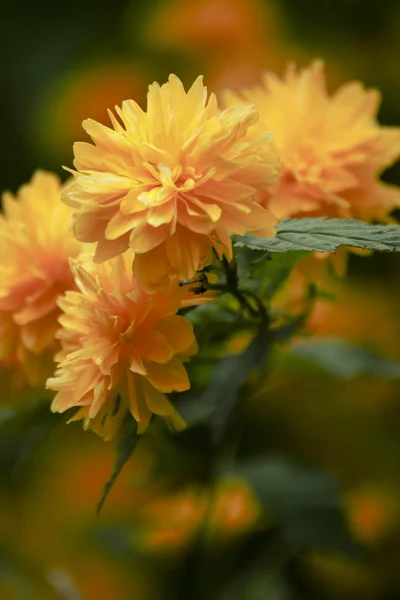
[
  {"xmin": 97, "ymin": 415, "xmax": 139, "ymax": 515},
  {"xmin": 233, "ymin": 458, "xmax": 360, "ymax": 555},
  {"xmin": 208, "ymin": 332, "xmax": 271, "ymax": 444},
  {"xmin": 177, "ymin": 333, "xmax": 270, "ymax": 432},
  {"xmin": 186, "ymin": 300, "xmax": 248, "ymax": 348},
  {"xmin": 234, "ymin": 218, "xmax": 400, "ymax": 253},
  {"xmin": 0, "ymin": 549, "xmax": 62, "ymax": 600},
  {"xmin": 219, "ymin": 567, "xmax": 295, "ymax": 600},
  {"xmin": 0, "ymin": 403, "xmax": 62, "ymax": 487},
  {"xmin": 236, "ymin": 248, "xmax": 308, "ymax": 299},
  {"xmin": 288, "ymin": 338, "xmax": 400, "ymax": 379},
  {"xmin": 0, "ymin": 408, "xmax": 16, "ymax": 427}
]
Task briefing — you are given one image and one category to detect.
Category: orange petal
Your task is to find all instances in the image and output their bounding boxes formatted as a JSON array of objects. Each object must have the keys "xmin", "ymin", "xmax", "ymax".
[
  {"xmin": 94, "ymin": 234, "xmax": 130, "ymax": 263},
  {"xmin": 133, "ymin": 329, "xmax": 174, "ymax": 363},
  {"xmin": 128, "ymin": 372, "xmax": 152, "ymax": 432},
  {"xmin": 129, "ymin": 223, "xmax": 169, "ymax": 254},
  {"xmin": 133, "ymin": 244, "xmax": 173, "ymax": 294},
  {"xmin": 144, "ymin": 356, "xmax": 190, "ymax": 393},
  {"xmin": 142, "ymin": 379, "xmax": 186, "ymax": 430},
  {"xmin": 155, "ymin": 315, "xmax": 196, "ymax": 354},
  {"xmin": 105, "ymin": 209, "xmax": 146, "ymax": 240}
]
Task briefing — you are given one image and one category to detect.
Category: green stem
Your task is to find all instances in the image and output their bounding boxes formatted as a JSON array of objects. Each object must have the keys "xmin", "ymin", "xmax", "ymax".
[
  {"xmin": 205, "ymin": 282, "xmax": 259, "ymax": 319},
  {"xmin": 209, "ymin": 255, "xmax": 270, "ymax": 325}
]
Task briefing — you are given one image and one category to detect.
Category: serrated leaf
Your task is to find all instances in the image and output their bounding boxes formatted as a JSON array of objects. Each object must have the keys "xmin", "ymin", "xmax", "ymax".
[
  {"xmin": 290, "ymin": 338, "xmax": 400, "ymax": 379},
  {"xmin": 234, "ymin": 218, "xmax": 400, "ymax": 253},
  {"xmin": 97, "ymin": 416, "xmax": 139, "ymax": 515},
  {"xmin": 234, "ymin": 458, "xmax": 359, "ymax": 555}
]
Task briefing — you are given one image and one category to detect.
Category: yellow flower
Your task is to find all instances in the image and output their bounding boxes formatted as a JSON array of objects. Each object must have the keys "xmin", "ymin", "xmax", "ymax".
[
  {"xmin": 225, "ymin": 60, "xmax": 400, "ymax": 221},
  {"xmin": 46, "ymin": 252, "xmax": 200, "ymax": 440},
  {"xmin": 0, "ymin": 171, "xmax": 82, "ymax": 384},
  {"xmin": 63, "ymin": 75, "xmax": 279, "ymax": 293}
]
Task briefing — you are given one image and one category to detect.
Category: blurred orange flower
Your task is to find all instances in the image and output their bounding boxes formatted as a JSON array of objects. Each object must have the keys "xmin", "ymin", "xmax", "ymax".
[
  {"xmin": 209, "ymin": 478, "xmax": 262, "ymax": 536},
  {"xmin": 308, "ymin": 278, "xmax": 400, "ymax": 358},
  {"xmin": 140, "ymin": 489, "xmax": 205, "ymax": 551},
  {"xmin": 226, "ymin": 60, "xmax": 400, "ymax": 221},
  {"xmin": 346, "ymin": 485, "xmax": 398, "ymax": 545},
  {"xmin": 139, "ymin": 478, "xmax": 261, "ymax": 552},
  {"xmin": 0, "ymin": 171, "xmax": 82, "ymax": 384},
  {"xmin": 63, "ymin": 74, "xmax": 279, "ymax": 293},
  {"xmin": 37, "ymin": 62, "xmax": 147, "ymax": 160},
  {"xmin": 142, "ymin": 0, "xmax": 268, "ymax": 53},
  {"xmin": 47, "ymin": 252, "xmax": 200, "ymax": 440}
]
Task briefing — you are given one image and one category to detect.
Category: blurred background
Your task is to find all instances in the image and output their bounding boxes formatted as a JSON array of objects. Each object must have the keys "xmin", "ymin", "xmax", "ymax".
[{"xmin": 1, "ymin": 0, "xmax": 400, "ymax": 598}]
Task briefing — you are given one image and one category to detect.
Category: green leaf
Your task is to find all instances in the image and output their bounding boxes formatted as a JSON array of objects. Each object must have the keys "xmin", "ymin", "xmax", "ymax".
[
  {"xmin": 234, "ymin": 218, "xmax": 400, "ymax": 253},
  {"xmin": 186, "ymin": 300, "xmax": 243, "ymax": 346},
  {"xmin": 86, "ymin": 523, "xmax": 134, "ymax": 559},
  {"xmin": 208, "ymin": 332, "xmax": 271, "ymax": 444},
  {"xmin": 0, "ymin": 548, "xmax": 63, "ymax": 600},
  {"xmin": 0, "ymin": 403, "xmax": 63, "ymax": 486},
  {"xmin": 178, "ymin": 333, "xmax": 271, "ymax": 436},
  {"xmin": 0, "ymin": 408, "xmax": 16, "ymax": 426},
  {"xmin": 97, "ymin": 415, "xmax": 139, "ymax": 515},
  {"xmin": 178, "ymin": 319, "xmax": 307, "ymax": 429},
  {"xmin": 236, "ymin": 247, "xmax": 308, "ymax": 299},
  {"xmin": 234, "ymin": 458, "xmax": 359, "ymax": 555},
  {"xmin": 289, "ymin": 338, "xmax": 400, "ymax": 379},
  {"xmin": 219, "ymin": 569, "xmax": 293, "ymax": 600}
]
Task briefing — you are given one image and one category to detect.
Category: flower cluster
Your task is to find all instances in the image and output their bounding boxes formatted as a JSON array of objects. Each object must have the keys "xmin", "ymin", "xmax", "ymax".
[
  {"xmin": 2, "ymin": 68, "xmax": 400, "ymax": 442},
  {"xmin": 225, "ymin": 60, "xmax": 400, "ymax": 222},
  {"xmin": 0, "ymin": 75, "xmax": 282, "ymax": 438}
]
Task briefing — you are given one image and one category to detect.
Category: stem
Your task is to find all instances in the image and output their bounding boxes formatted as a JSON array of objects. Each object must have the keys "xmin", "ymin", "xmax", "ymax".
[
  {"xmin": 207, "ymin": 255, "xmax": 269, "ymax": 325},
  {"xmin": 244, "ymin": 290, "xmax": 270, "ymax": 326},
  {"xmin": 205, "ymin": 283, "xmax": 259, "ymax": 318}
]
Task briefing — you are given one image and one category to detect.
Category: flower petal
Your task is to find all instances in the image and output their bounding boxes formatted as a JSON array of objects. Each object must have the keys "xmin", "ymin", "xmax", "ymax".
[
  {"xmin": 155, "ymin": 315, "xmax": 196, "ymax": 355},
  {"xmin": 144, "ymin": 356, "xmax": 190, "ymax": 393}
]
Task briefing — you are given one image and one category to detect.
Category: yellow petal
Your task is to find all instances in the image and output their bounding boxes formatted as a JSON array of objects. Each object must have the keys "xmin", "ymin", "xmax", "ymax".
[
  {"xmin": 134, "ymin": 329, "xmax": 174, "ymax": 363},
  {"xmin": 133, "ymin": 244, "xmax": 173, "ymax": 294},
  {"xmin": 94, "ymin": 234, "xmax": 130, "ymax": 263},
  {"xmin": 155, "ymin": 315, "xmax": 195, "ymax": 354},
  {"xmin": 129, "ymin": 223, "xmax": 169, "ymax": 254},
  {"xmin": 144, "ymin": 356, "xmax": 190, "ymax": 393}
]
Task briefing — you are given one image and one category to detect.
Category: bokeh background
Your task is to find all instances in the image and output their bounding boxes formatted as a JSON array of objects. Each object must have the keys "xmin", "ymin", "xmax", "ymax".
[{"xmin": 1, "ymin": 1, "xmax": 400, "ymax": 598}]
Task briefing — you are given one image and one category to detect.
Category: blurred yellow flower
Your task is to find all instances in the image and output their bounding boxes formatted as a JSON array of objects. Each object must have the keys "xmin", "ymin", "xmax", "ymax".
[
  {"xmin": 0, "ymin": 171, "xmax": 82, "ymax": 384},
  {"xmin": 63, "ymin": 74, "xmax": 279, "ymax": 293},
  {"xmin": 47, "ymin": 252, "xmax": 200, "ymax": 440},
  {"xmin": 225, "ymin": 60, "xmax": 400, "ymax": 221}
]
